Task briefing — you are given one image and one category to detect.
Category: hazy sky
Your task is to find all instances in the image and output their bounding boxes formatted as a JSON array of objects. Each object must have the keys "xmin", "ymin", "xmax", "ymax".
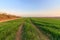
[{"xmin": 0, "ymin": 0, "xmax": 60, "ymax": 17}]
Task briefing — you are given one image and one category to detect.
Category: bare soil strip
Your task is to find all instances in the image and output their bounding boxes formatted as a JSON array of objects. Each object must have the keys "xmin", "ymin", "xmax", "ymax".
[
  {"xmin": 0, "ymin": 18, "xmax": 20, "ymax": 22},
  {"xmin": 30, "ymin": 20, "xmax": 50, "ymax": 40},
  {"xmin": 16, "ymin": 23, "xmax": 24, "ymax": 40}
]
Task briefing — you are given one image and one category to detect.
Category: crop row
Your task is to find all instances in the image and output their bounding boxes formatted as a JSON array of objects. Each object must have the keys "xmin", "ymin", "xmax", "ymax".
[
  {"xmin": 0, "ymin": 18, "xmax": 23, "ymax": 40},
  {"xmin": 30, "ymin": 18, "xmax": 60, "ymax": 40},
  {"xmin": 22, "ymin": 19, "xmax": 40, "ymax": 40}
]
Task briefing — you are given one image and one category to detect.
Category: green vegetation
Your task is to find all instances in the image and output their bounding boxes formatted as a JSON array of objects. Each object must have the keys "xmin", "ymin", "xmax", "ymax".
[
  {"xmin": 0, "ymin": 17, "xmax": 60, "ymax": 40},
  {"xmin": 22, "ymin": 19, "xmax": 40, "ymax": 40},
  {"xmin": 31, "ymin": 18, "xmax": 60, "ymax": 40},
  {"xmin": 0, "ymin": 18, "xmax": 23, "ymax": 40}
]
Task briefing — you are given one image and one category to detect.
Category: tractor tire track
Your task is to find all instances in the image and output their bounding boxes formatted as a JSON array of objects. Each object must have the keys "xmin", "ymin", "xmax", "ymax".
[
  {"xmin": 16, "ymin": 22, "xmax": 24, "ymax": 40},
  {"xmin": 29, "ymin": 20, "xmax": 50, "ymax": 40}
]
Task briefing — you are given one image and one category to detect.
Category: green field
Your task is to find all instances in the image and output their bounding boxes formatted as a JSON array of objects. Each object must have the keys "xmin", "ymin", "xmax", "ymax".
[
  {"xmin": 0, "ymin": 18, "xmax": 60, "ymax": 40},
  {"xmin": 0, "ymin": 18, "xmax": 23, "ymax": 40}
]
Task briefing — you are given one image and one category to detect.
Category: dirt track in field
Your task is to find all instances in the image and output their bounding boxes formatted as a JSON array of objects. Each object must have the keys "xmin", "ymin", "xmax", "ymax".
[
  {"xmin": 16, "ymin": 23, "xmax": 24, "ymax": 40},
  {"xmin": 15, "ymin": 19, "xmax": 50, "ymax": 40},
  {"xmin": 29, "ymin": 20, "xmax": 50, "ymax": 40}
]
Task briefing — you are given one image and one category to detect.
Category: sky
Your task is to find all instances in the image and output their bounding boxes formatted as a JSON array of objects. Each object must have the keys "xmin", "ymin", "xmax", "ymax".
[{"xmin": 0, "ymin": 0, "xmax": 60, "ymax": 17}]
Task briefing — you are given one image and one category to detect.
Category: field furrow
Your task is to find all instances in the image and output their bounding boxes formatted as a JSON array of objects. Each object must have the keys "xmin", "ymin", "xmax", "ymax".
[
  {"xmin": 29, "ymin": 19, "xmax": 50, "ymax": 40},
  {"xmin": 0, "ymin": 18, "xmax": 60, "ymax": 40},
  {"xmin": 21, "ymin": 19, "xmax": 40, "ymax": 40},
  {"xmin": 0, "ymin": 18, "xmax": 23, "ymax": 40},
  {"xmin": 30, "ymin": 18, "xmax": 60, "ymax": 40},
  {"xmin": 16, "ymin": 22, "xmax": 24, "ymax": 40}
]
